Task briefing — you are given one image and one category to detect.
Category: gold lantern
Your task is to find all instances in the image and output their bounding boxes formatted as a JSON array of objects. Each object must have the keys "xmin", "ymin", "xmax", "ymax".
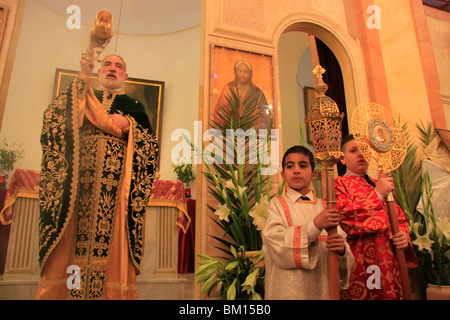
[
  {"xmin": 305, "ymin": 65, "xmax": 345, "ymax": 167},
  {"xmin": 305, "ymin": 65, "xmax": 344, "ymax": 300}
]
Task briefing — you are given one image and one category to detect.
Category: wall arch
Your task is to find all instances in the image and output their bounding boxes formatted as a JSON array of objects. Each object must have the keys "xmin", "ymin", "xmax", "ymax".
[{"xmin": 269, "ymin": 11, "xmax": 370, "ymax": 129}]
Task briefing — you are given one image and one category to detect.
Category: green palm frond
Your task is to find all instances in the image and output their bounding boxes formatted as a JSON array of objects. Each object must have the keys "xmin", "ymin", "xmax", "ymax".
[
  {"xmin": 392, "ymin": 121, "xmax": 423, "ymax": 225},
  {"xmin": 415, "ymin": 119, "xmax": 435, "ymax": 148},
  {"xmin": 212, "ymin": 86, "xmax": 274, "ymax": 245},
  {"xmin": 195, "ymin": 85, "xmax": 276, "ymax": 299},
  {"xmin": 212, "ymin": 86, "xmax": 262, "ymax": 132}
]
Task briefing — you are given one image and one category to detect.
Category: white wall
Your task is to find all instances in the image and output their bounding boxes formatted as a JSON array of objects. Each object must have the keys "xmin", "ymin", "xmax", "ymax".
[{"xmin": 0, "ymin": 0, "xmax": 201, "ymax": 194}]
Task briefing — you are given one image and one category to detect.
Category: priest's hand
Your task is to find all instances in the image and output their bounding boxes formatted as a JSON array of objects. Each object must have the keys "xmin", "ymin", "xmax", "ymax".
[
  {"xmin": 375, "ymin": 171, "xmax": 395, "ymax": 198},
  {"xmin": 326, "ymin": 234, "xmax": 345, "ymax": 255},
  {"xmin": 80, "ymin": 58, "xmax": 95, "ymax": 77},
  {"xmin": 391, "ymin": 231, "xmax": 408, "ymax": 249},
  {"xmin": 109, "ymin": 114, "xmax": 130, "ymax": 131},
  {"xmin": 313, "ymin": 208, "xmax": 340, "ymax": 230}
]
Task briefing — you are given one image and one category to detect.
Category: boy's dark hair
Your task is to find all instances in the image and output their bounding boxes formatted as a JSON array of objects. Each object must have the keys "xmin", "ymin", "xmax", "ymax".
[
  {"xmin": 341, "ymin": 134, "xmax": 354, "ymax": 152},
  {"xmin": 282, "ymin": 145, "xmax": 315, "ymax": 172}
]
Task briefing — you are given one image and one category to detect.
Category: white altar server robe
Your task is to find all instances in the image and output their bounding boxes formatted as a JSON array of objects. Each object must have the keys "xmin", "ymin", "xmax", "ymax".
[{"xmin": 262, "ymin": 191, "xmax": 354, "ymax": 300}]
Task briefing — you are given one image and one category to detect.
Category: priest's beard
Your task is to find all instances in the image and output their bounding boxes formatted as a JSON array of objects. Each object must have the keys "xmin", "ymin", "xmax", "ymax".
[{"xmin": 99, "ymin": 73, "xmax": 125, "ymax": 92}]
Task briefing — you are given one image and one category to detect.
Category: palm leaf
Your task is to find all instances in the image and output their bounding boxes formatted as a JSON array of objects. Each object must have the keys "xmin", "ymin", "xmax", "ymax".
[{"xmin": 392, "ymin": 120, "xmax": 435, "ymax": 234}]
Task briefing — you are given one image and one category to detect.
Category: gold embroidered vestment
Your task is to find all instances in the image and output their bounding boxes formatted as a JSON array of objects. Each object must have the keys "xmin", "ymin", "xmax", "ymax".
[{"xmin": 36, "ymin": 76, "xmax": 158, "ymax": 299}]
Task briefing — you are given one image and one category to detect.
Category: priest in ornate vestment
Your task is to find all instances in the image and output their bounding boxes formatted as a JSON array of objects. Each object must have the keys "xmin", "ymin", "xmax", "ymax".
[
  {"xmin": 35, "ymin": 54, "xmax": 158, "ymax": 300},
  {"xmin": 335, "ymin": 135, "xmax": 417, "ymax": 300}
]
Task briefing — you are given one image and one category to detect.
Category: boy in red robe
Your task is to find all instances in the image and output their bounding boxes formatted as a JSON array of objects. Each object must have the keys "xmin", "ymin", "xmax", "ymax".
[{"xmin": 334, "ymin": 134, "xmax": 417, "ymax": 300}]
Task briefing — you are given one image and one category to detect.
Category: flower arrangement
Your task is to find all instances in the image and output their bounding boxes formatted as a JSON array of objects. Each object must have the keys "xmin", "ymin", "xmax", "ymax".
[
  {"xmin": 392, "ymin": 121, "xmax": 450, "ymax": 289},
  {"xmin": 173, "ymin": 162, "xmax": 196, "ymax": 187},
  {"xmin": 0, "ymin": 138, "xmax": 24, "ymax": 172},
  {"xmin": 193, "ymin": 86, "xmax": 282, "ymax": 299},
  {"xmin": 196, "ymin": 245, "xmax": 265, "ymax": 300},
  {"xmin": 410, "ymin": 172, "xmax": 450, "ymax": 286}
]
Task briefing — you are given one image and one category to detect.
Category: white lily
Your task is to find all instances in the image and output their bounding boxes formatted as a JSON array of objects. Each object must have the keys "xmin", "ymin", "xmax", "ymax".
[
  {"xmin": 236, "ymin": 185, "xmax": 247, "ymax": 197},
  {"xmin": 214, "ymin": 203, "xmax": 231, "ymax": 222},
  {"xmin": 241, "ymin": 269, "xmax": 258, "ymax": 294},
  {"xmin": 224, "ymin": 179, "xmax": 235, "ymax": 189},
  {"xmin": 248, "ymin": 195, "xmax": 269, "ymax": 231},
  {"xmin": 437, "ymin": 217, "xmax": 450, "ymax": 242},
  {"xmin": 412, "ymin": 231, "xmax": 434, "ymax": 254}
]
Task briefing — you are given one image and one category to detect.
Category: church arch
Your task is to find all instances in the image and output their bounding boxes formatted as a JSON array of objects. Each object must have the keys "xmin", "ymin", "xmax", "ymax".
[{"xmin": 269, "ymin": 11, "xmax": 370, "ymax": 136}]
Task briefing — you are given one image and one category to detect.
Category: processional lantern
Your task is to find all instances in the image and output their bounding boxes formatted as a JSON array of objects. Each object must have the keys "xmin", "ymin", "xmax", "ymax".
[
  {"xmin": 305, "ymin": 65, "xmax": 344, "ymax": 300},
  {"xmin": 82, "ymin": 10, "xmax": 114, "ymax": 62},
  {"xmin": 306, "ymin": 65, "xmax": 345, "ymax": 167},
  {"xmin": 352, "ymin": 103, "xmax": 412, "ymax": 300}
]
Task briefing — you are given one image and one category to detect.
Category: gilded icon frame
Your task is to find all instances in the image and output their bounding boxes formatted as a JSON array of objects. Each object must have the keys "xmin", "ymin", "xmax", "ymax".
[{"xmin": 209, "ymin": 45, "xmax": 276, "ymax": 131}]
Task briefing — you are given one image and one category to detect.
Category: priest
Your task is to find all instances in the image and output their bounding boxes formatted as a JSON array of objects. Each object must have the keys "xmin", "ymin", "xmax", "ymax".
[{"xmin": 35, "ymin": 54, "xmax": 158, "ymax": 299}]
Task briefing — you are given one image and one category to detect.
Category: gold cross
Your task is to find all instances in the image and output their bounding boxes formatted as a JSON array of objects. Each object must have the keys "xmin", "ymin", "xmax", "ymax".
[
  {"xmin": 312, "ymin": 65, "xmax": 326, "ymax": 82},
  {"xmin": 101, "ymin": 173, "xmax": 119, "ymax": 191}
]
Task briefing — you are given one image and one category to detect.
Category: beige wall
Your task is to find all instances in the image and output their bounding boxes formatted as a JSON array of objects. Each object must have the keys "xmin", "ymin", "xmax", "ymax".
[
  {"xmin": 0, "ymin": 0, "xmax": 201, "ymax": 189},
  {"xmin": 376, "ymin": 0, "xmax": 433, "ymax": 129},
  {"xmin": 424, "ymin": 5, "xmax": 450, "ymax": 129}
]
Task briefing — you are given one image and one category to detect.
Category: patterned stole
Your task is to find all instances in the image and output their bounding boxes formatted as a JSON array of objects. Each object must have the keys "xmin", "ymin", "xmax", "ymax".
[
  {"xmin": 276, "ymin": 196, "xmax": 327, "ymax": 269},
  {"xmin": 70, "ymin": 123, "xmax": 128, "ymax": 299}
]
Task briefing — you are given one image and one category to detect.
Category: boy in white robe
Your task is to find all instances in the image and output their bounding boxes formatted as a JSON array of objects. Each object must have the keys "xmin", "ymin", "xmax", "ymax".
[{"xmin": 262, "ymin": 146, "xmax": 354, "ymax": 300}]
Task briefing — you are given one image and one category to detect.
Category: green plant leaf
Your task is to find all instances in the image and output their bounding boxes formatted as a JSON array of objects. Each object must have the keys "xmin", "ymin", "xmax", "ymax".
[
  {"xmin": 200, "ymin": 274, "xmax": 218, "ymax": 294},
  {"xmin": 226, "ymin": 279, "xmax": 237, "ymax": 300}
]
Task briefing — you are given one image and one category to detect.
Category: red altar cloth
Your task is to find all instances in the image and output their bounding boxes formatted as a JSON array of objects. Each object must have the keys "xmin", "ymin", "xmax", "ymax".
[
  {"xmin": 0, "ymin": 169, "xmax": 40, "ymax": 225},
  {"xmin": 148, "ymin": 179, "xmax": 191, "ymax": 233},
  {"xmin": 0, "ymin": 172, "xmax": 191, "ymax": 233},
  {"xmin": 178, "ymin": 199, "xmax": 196, "ymax": 273}
]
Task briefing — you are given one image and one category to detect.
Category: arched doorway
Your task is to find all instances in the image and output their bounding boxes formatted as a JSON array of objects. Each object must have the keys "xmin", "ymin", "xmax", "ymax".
[
  {"xmin": 278, "ymin": 30, "xmax": 349, "ymax": 177},
  {"xmin": 274, "ymin": 19, "xmax": 364, "ymax": 179}
]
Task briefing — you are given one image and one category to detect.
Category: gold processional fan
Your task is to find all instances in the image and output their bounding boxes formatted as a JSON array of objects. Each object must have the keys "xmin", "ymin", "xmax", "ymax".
[
  {"xmin": 351, "ymin": 102, "xmax": 412, "ymax": 300},
  {"xmin": 352, "ymin": 103, "xmax": 407, "ymax": 172}
]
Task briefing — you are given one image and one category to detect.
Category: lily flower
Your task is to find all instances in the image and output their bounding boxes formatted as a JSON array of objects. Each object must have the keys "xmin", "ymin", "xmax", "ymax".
[
  {"xmin": 248, "ymin": 195, "xmax": 269, "ymax": 231},
  {"xmin": 412, "ymin": 232, "xmax": 434, "ymax": 253},
  {"xmin": 227, "ymin": 279, "xmax": 237, "ymax": 300},
  {"xmin": 214, "ymin": 203, "xmax": 231, "ymax": 222},
  {"xmin": 241, "ymin": 269, "xmax": 258, "ymax": 294},
  {"xmin": 437, "ymin": 217, "xmax": 450, "ymax": 242}
]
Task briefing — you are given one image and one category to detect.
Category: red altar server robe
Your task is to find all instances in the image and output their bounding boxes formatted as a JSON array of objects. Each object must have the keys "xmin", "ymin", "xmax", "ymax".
[{"xmin": 334, "ymin": 175, "xmax": 417, "ymax": 300}]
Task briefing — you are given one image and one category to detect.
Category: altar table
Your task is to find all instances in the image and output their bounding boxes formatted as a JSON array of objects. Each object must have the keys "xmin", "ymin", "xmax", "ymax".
[{"xmin": 0, "ymin": 170, "xmax": 189, "ymax": 299}]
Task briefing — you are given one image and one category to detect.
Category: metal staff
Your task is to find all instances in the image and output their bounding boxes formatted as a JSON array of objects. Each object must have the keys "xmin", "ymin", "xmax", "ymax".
[
  {"xmin": 386, "ymin": 191, "xmax": 413, "ymax": 300},
  {"xmin": 306, "ymin": 65, "xmax": 344, "ymax": 300}
]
